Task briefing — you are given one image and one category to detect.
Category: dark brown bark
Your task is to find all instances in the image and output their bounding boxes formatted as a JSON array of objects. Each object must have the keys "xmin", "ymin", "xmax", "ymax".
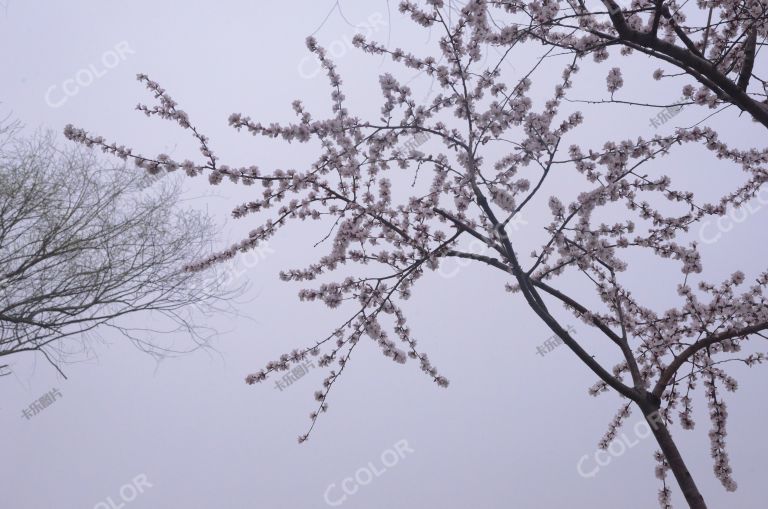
[
  {"xmin": 639, "ymin": 399, "xmax": 708, "ymax": 509},
  {"xmin": 599, "ymin": 0, "xmax": 768, "ymax": 130}
]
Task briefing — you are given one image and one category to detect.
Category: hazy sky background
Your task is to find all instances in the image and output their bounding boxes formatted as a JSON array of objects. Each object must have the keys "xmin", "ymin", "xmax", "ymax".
[{"xmin": 1, "ymin": 1, "xmax": 767, "ymax": 508}]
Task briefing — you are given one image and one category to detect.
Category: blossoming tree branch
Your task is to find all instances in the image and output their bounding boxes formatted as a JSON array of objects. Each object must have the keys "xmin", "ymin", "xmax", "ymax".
[{"xmin": 65, "ymin": 1, "xmax": 767, "ymax": 508}]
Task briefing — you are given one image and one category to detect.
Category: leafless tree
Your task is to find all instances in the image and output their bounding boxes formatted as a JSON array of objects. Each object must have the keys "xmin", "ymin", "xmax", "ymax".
[{"xmin": 0, "ymin": 128, "xmax": 231, "ymax": 377}]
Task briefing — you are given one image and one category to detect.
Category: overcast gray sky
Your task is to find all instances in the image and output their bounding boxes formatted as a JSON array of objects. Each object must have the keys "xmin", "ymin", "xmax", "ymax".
[{"xmin": 2, "ymin": 1, "xmax": 767, "ymax": 508}]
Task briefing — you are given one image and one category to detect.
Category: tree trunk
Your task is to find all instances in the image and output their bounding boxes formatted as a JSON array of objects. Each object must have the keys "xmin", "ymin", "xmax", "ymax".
[{"xmin": 640, "ymin": 402, "xmax": 708, "ymax": 509}]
